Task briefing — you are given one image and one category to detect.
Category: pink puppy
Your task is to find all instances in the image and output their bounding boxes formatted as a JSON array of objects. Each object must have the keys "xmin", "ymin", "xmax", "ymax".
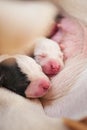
[{"xmin": 34, "ymin": 38, "xmax": 64, "ymax": 77}]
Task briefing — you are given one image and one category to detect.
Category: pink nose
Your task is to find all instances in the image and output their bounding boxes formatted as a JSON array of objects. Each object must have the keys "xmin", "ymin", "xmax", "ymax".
[
  {"xmin": 42, "ymin": 60, "xmax": 60, "ymax": 76},
  {"xmin": 25, "ymin": 78, "xmax": 50, "ymax": 98},
  {"xmin": 38, "ymin": 79, "xmax": 50, "ymax": 90}
]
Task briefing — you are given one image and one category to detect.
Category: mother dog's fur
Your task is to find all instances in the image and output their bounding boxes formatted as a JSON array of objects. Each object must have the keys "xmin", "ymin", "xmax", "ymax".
[{"xmin": 0, "ymin": 0, "xmax": 87, "ymax": 130}]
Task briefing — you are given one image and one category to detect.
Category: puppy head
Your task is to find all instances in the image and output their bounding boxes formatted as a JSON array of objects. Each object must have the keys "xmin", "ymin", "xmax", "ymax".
[
  {"xmin": 34, "ymin": 38, "xmax": 64, "ymax": 76},
  {"xmin": 0, "ymin": 55, "xmax": 50, "ymax": 98},
  {"xmin": 0, "ymin": 57, "xmax": 29, "ymax": 97}
]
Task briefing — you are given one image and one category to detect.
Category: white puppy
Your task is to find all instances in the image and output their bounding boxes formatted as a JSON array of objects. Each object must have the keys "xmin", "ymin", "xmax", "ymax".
[{"xmin": 34, "ymin": 38, "xmax": 64, "ymax": 76}]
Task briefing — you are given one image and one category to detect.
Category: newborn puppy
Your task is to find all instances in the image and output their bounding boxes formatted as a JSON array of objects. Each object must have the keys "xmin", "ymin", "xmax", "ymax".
[
  {"xmin": 0, "ymin": 55, "xmax": 50, "ymax": 98},
  {"xmin": 34, "ymin": 38, "xmax": 64, "ymax": 76}
]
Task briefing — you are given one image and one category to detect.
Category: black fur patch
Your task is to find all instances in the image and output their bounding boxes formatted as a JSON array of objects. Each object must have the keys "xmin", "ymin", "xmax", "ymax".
[{"xmin": 0, "ymin": 58, "xmax": 30, "ymax": 97}]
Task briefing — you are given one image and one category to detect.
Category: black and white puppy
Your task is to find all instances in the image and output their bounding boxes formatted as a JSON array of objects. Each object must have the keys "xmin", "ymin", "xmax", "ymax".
[
  {"xmin": 0, "ymin": 55, "xmax": 50, "ymax": 98},
  {"xmin": 0, "ymin": 55, "xmax": 66, "ymax": 130}
]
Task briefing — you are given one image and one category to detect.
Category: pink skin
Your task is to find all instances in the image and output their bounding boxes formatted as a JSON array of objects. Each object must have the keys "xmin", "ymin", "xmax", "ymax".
[
  {"xmin": 42, "ymin": 18, "xmax": 87, "ymax": 118},
  {"xmin": 52, "ymin": 17, "xmax": 84, "ymax": 60},
  {"xmin": 42, "ymin": 59, "xmax": 61, "ymax": 76},
  {"xmin": 25, "ymin": 78, "xmax": 50, "ymax": 98},
  {"xmin": 35, "ymin": 53, "xmax": 63, "ymax": 76}
]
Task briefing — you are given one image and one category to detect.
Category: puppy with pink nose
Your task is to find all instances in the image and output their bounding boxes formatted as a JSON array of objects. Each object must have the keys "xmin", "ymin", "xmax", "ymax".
[
  {"xmin": 0, "ymin": 55, "xmax": 50, "ymax": 98},
  {"xmin": 34, "ymin": 38, "xmax": 64, "ymax": 76}
]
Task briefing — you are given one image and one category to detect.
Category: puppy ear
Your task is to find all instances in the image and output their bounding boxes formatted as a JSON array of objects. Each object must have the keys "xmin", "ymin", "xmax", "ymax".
[
  {"xmin": 0, "ymin": 57, "xmax": 30, "ymax": 97},
  {"xmin": 0, "ymin": 58, "xmax": 16, "ymax": 87},
  {"xmin": 0, "ymin": 68, "xmax": 4, "ymax": 86}
]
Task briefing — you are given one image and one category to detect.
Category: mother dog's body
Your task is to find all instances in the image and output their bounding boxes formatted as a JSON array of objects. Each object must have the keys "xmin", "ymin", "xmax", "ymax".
[
  {"xmin": 42, "ymin": 56, "xmax": 87, "ymax": 119},
  {"xmin": 0, "ymin": 0, "xmax": 87, "ymax": 130},
  {"xmin": 0, "ymin": 88, "xmax": 67, "ymax": 130}
]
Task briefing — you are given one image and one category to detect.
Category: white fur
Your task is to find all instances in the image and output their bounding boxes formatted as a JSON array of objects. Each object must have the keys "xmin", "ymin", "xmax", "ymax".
[
  {"xmin": 58, "ymin": 0, "xmax": 87, "ymax": 24},
  {"xmin": 0, "ymin": 88, "xmax": 67, "ymax": 130},
  {"xmin": 42, "ymin": 55, "xmax": 87, "ymax": 118},
  {"xmin": 0, "ymin": 54, "xmax": 49, "ymax": 81},
  {"xmin": 15, "ymin": 54, "xmax": 49, "ymax": 81},
  {"xmin": 0, "ymin": 0, "xmax": 87, "ymax": 129},
  {"xmin": 34, "ymin": 38, "xmax": 64, "ymax": 68}
]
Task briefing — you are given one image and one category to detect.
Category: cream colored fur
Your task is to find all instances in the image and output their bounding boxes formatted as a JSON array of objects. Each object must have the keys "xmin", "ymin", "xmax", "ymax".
[{"xmin": 0, "ymin": 0, "xmax": 87, "ymax": 130}]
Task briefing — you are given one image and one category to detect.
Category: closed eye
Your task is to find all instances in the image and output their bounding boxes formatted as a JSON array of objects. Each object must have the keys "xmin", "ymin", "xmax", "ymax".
[
  {"xmin": 40, "ymin": 54, "xmax": 47, "ymax": 59},
  {"xmin": 34, "ymin": 53, "xmax": 47, "ymax": 64},
  {"xmin": 35, "ymin": 54, "xmax": 47, "ymax": 60}
]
